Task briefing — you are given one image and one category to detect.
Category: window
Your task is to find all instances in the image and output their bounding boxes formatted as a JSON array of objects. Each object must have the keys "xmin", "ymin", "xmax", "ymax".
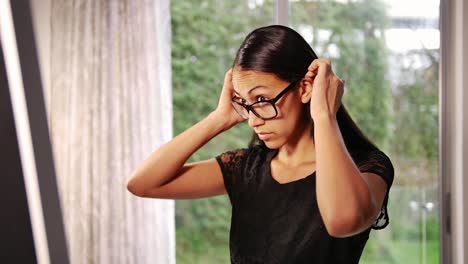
[{"xmin": 172, "ymin": 0, "xmax": 441, "ymax": 262}]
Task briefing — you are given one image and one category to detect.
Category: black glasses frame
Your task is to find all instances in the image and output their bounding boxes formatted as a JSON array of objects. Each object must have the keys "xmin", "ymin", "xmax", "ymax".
[{"xmin": 231, "ymin": 80, "xmax": 300, "ymax": 120}]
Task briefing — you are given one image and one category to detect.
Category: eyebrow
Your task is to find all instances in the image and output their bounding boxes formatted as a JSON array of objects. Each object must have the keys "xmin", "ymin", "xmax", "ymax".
[{"xmin": 233, "ymin": 85, "xmax": 267, "ymax": 96}]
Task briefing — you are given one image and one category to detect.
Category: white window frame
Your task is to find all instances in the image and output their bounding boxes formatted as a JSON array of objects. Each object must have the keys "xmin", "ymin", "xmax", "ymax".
[
  {"xmin": 275, "ymin": 0, "xmax": 289, "ymax": 26},
  {"xmin": 440, "ymin": 0, "xmax": 468, "ymax": 263}
]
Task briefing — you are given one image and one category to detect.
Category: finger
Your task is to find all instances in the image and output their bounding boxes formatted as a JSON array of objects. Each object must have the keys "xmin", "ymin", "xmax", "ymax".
[
  {"xmin": 317, "ymin": 60, "xmax": 331, "ymax": 77},
  {"xmin": 308, "ymin": 59, "xmax": 332, "ymax": 77},
  {"xmin": 308, "ymin": 59, "xmax": 320, "ymax": 71},
  {"xmin": 224, "ymin": 69, "xmax": 234, "ymax": 87},
  {"xmin": 221, "ymin": 69, "xmax": 236, "ymax": 101},
  {"xmin": 302, "ymin": 77, "xmax": 314, "ymax": 84},
  {"xmin": 311, "ymin": 63, "xmax": 331, "ymax": 90},
  {"xmin": 305, "ymin": 71, "xmax": 315, "ymax": 78},
  {"xmin": 225, "ymin": 68, "xmax": 233, "ymax": 80},
  {"xmin": 308, "ymin": 58, "xmax": 329, "ymax": 69}
]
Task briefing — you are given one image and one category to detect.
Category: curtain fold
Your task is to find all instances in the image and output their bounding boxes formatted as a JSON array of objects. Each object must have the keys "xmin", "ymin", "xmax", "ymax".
[{"xmin": 45, "ymin": 0, "xmax": 174, "ymax": 263}]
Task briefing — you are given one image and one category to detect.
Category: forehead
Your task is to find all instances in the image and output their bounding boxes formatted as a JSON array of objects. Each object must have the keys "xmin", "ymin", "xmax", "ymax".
[{"xmin": 231, "ymin": 69, "xmax": 285, "ymax": 94}]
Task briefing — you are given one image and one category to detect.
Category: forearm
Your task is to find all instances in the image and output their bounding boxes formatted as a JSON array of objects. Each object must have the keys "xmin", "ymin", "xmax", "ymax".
[
  {"xmin": 314, "ymin": 114, "xmax": 373, "ymax": 235},
  {"xmin": 126, "ymin": 112, "xmax": 231, "ymax": 194}
]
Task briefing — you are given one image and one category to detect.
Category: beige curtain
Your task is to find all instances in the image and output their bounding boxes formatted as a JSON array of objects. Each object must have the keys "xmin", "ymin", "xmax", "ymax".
[{"xmin": 32, "ymin": 0, "xmax": 174, "ymax": 263}]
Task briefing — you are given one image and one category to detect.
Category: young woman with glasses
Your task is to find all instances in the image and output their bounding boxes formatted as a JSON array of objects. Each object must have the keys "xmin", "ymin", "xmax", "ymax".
[{"xmin": 127, "ymin": 25, "xmax": 394, "ymax": 264}]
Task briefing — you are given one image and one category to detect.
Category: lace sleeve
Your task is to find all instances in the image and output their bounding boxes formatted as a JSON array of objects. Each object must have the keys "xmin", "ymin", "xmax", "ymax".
[
  {"xmin": 215, "ymin": 148, "xmax": 249, "ymax": 204},
  {"xmin": 356, "ymin": 149, "xmax": 395, "ymax": 230}
]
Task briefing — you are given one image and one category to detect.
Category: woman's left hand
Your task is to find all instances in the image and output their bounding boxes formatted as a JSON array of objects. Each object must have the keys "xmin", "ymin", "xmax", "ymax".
[{"xmin": 303, "ymin": 59, "xmax": 344, "ymax": 121}]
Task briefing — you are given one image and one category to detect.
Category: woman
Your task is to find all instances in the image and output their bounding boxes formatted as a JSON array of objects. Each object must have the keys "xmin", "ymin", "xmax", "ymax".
[{"xmin": 127, "ymin": 25, "xmax": 394, "ymax": 263}]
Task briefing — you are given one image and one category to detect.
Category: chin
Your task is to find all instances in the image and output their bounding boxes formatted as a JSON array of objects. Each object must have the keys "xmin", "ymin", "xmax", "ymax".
[{"xmin": 261, "ymin": 139, "xmax": 283, "ymax": 150}]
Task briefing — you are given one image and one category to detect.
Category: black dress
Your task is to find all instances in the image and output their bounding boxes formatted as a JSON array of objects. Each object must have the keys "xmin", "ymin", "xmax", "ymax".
[{"xmin": 215, "ymin": 144, "xmax": 394, "ymax": 264}]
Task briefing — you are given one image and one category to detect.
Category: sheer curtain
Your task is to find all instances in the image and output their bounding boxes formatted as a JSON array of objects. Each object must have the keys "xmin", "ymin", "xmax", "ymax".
[{"xmin": 32, "ymin": 0, "xmax": 174, "ymax": 263}]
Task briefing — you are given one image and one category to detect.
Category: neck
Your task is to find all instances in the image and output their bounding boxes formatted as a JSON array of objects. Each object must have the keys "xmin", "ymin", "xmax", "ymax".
[{"xmin": 276, "ymin": 119, "xmax": 316, "ymax": 167}]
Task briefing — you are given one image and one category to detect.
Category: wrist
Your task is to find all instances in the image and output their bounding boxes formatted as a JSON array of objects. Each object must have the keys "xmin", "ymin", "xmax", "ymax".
[
  {"xmin": 207, "ymin": 111, "xmax": 233, "ymax": 132},
  {"xmin": 312, "ymin": 112, "xmax": 337, "ymax": 124}
]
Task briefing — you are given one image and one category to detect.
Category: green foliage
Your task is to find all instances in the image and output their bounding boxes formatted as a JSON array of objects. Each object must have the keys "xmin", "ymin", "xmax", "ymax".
[
  {"xmin": 291, "ymin": 0, "xmax": 393, "ymax": 150},
  {"xmin": 392, "ymin": 49, "xmax": 439, "ymax": 162}
]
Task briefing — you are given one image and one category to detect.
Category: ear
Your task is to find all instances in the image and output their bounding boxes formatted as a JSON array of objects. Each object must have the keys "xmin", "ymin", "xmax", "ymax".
[{"xmin": 299, "ymin": 79, "xmax": 313, "ymax": 104}]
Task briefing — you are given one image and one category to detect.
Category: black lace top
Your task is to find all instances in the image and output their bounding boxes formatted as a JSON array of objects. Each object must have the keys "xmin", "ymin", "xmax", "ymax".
[{"xmin": 215, "ymin": 144, "xmax": 394, "ymax": 264}]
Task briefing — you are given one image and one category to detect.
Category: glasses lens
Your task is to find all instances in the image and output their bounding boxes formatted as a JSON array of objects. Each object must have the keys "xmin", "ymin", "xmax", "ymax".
[
  {"xmin": 231, "ymin": 101, "xmax": 249, "ymax": 119},
  {"xmin": 252, "ymin": 102, "xmax": 277, "ymax": 119}
]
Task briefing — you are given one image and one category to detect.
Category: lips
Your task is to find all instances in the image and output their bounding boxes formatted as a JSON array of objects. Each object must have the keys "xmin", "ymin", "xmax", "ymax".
[{"xmin": 256, "ymin": 132, "xmax": 273, "ymax": 140}]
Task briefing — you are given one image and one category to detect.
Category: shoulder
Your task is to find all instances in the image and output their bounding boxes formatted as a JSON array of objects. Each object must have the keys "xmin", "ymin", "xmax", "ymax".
[
  {"xmin": 214, "ymin": 144, "xmax": 270, "ymax": 200},
  {"xmin": 350, "ymin": 147, "xmax": 395, "ymax": 186},
  {"xmin": 215, "ymin": 144, "xmax": 268, "ymax": 165},
  {"xmin": 349, "ymin": 147, "xmax": 393, "ymax": 167},
  {"xmin": 215, "ymin": 144, "xmax": 263, "ymax": 158}
]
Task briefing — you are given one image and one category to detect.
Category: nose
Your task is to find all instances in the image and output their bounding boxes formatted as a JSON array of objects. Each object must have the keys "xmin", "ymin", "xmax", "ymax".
[{"xmin": 247, "ymin": 110, "xmax": 265, "ymax": 128}]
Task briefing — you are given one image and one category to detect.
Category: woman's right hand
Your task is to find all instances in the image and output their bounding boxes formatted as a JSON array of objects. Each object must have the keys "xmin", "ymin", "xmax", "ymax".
[{"xmin": 212, "ymin": 68, "xmax": 245, "ymax": 129}]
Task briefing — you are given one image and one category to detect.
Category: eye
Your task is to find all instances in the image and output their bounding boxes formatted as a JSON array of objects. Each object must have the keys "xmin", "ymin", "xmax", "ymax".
[
  {"xmin": 256, "ymin": 95, "xmax": 269, "ymax": 102},
  {"xmin": 233, "ymin": 97, "xmax": 247, "ymax": 104}
]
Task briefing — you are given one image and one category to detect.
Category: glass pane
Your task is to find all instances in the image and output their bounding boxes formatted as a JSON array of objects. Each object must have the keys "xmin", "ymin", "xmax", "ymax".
[
  {"xmin": 171, "ymin": 1, "xmax": 275, "ymax": 263},
  {"xmin": 290, "ymin": 0, "xmax": 440, "ymax": 263}
]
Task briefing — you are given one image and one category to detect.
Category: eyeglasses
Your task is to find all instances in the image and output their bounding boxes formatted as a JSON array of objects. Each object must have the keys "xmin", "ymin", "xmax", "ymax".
[{"xmin": 231, "ymin": 80, "xmax": 299, "ymax": 120}]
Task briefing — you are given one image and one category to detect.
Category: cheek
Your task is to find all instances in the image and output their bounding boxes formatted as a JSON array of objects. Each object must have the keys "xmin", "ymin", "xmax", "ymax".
[
  {"xmin": 275, "ymin": 100, "xmax": 303, "ymax": 125},
  {"xmin": 273, "ymin": 110, "xmax": 307, "ymax": 142},
  {"xmin": 268, "ymin": 114, "xmax": 299, "ymax": 139}
]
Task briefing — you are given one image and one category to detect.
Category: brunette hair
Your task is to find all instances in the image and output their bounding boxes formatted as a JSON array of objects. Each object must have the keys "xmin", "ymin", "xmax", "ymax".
[{"xmin": 233, "ymin": 25, "xmax": 378, "ymax": 151}]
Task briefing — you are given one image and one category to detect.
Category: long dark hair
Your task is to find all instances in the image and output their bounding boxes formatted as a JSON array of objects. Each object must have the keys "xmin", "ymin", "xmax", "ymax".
[{"xmin": 233, "ymin": 25, "xmax": 378, "ymax": 152}]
